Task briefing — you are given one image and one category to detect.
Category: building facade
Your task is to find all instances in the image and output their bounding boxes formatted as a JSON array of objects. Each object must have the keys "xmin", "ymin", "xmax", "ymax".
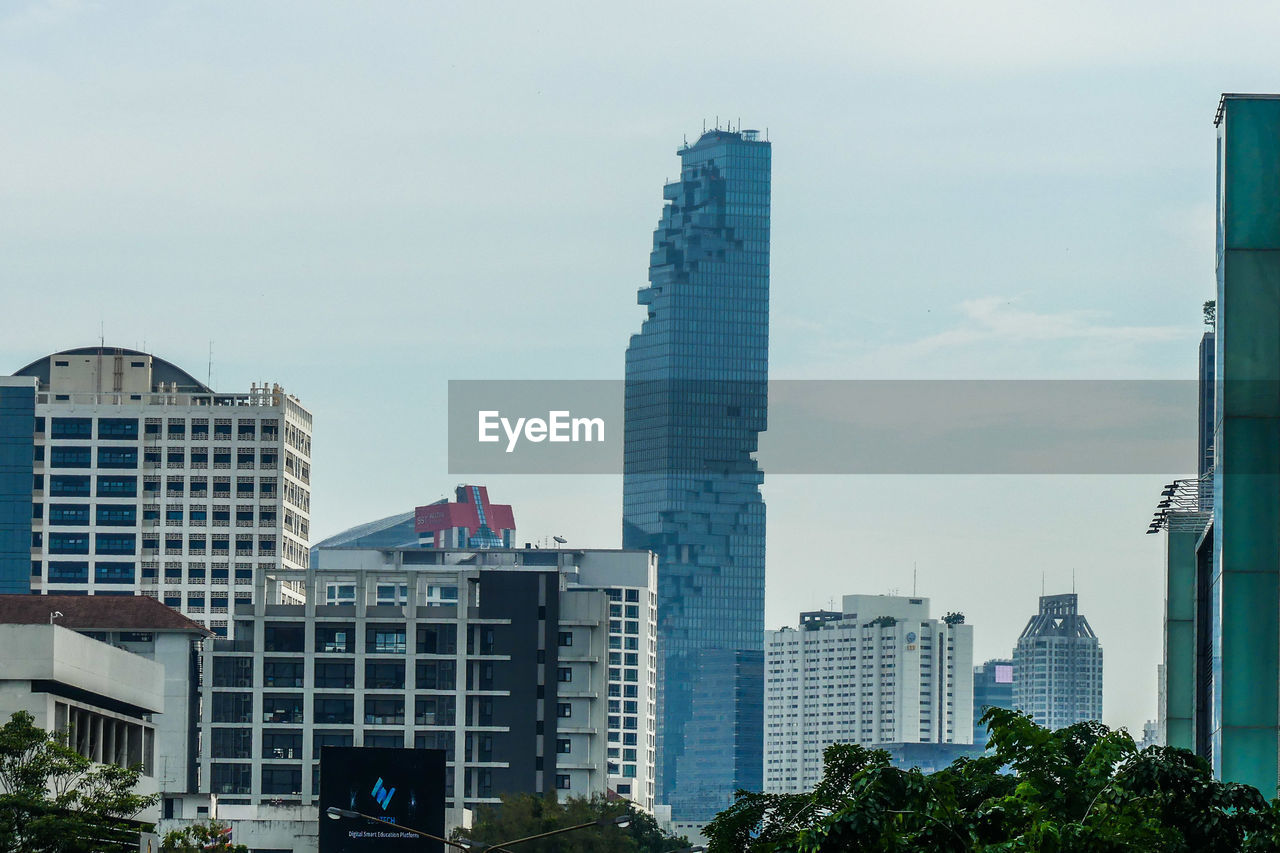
[
  {"xmin": 1205, "ymin": 92, "xmax": 1280, "ymax": 795},
  {"xmin": 0, "ymin": 376, "xmax": 37, "ymax": 593},
  {"xmin": 0, "ymin": 594, "xmax": 211, "ymax": 826},
  {"xmin": 200, "ymin": 546, "xmax": 657, "ymax": 833},
  {"xmin": 12, "ymin": 348, "xmax": 312, "ymax": 636},
  {"xmin": 622, "ymin": 127, "xmax": 770, "ymax": 821},
  {"xmin": 763, "ymin": 596, "xmax": 974, "ymax": 794},
  {"xmin": 972, "ymin": 658, "xmax": 1014, "ymax": 745},
  {"xmin": 1012, "ymin": 594, "xmax": 1103, "ymax": 730}
]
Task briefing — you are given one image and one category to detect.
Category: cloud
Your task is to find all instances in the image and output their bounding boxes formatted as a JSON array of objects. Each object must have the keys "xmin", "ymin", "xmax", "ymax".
[{"xmin": 778, "ymin": 296, "xmax": 1195, "ymax": 379}]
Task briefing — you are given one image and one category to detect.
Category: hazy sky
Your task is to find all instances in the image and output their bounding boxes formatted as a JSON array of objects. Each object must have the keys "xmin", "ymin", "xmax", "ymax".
[{"xmin": 5, "ymin": 0, "xmax": 1279, "ymax": 732}]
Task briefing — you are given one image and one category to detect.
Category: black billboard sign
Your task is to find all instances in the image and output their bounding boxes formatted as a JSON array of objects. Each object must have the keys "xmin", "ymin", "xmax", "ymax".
[{"xmin": 319, "ymin": 746, "xmax": 447, "ymax": 853}]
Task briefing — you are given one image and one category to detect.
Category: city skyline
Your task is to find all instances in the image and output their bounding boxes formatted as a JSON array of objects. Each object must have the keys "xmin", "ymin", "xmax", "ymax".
[{"xmin": 4, "ymin": 0, "xmax": 1269, "ymax": 737}]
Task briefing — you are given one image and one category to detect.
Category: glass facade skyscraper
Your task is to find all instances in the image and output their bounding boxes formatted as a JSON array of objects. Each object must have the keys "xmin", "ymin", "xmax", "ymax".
[
  {"xmin": 622, "ymin": 128, "xmax": 770, "ymax": 821},
  {"xmin": 0, "ymin": 377, "xmax": 37, "ymax": 594}
]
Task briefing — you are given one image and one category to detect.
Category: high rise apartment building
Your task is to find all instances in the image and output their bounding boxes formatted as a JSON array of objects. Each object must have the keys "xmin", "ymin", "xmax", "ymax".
[
  {"xmin": 763, "ymin": 596, "xmax": 974, "ymax": 794},
  {"xmin": 201, "ymin": 546, "xmax": 658, "ymax": 826},
  {"xmin": 1012, "ymin": 594, "xmax": 1103, "ymax": 730},
  {"xmin": 623, "ymin": 127, "xmax": 770, "ymax": 821},
  {"xmin": 10, "ymin": 348, "xmax": 311, "ymax": 636}
]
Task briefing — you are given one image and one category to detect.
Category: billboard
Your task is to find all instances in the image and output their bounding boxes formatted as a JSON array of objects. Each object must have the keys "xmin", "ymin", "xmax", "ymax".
[{"xmin": 319, "ymin": 747, "xmax": 447, "ymax": 853}]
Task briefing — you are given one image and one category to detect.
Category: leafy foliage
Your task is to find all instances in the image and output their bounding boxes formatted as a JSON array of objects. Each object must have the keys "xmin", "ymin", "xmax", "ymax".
[
  {"xmin": 161, "ymin": 820, "xmax": 248, "ymax": 853},
  {"xmin": 454, "ymin": 793, "xmax": 690, "ymax": 853},
  {"xmin": 705, "ymin": 707, "xmax": 1280, "ymax": 852},
  {"xmin": 0, "ymin": 710, "xmax": 157, "ymax": 853}
]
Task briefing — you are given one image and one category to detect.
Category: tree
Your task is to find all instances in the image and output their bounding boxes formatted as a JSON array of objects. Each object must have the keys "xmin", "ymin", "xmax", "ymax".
[
  {"xmin": 704, "ymin": 707, "xmax": 1280, "ymax": 852},
  {"xmin": 0, "ymin": 710, "xmax": 157, "ymax": 853},
  {"xmin": 453, "ymin": 793, "xmax": 690, "ymax": 853},
  {"xmin": 161, "ymin": 819, "xmax": 248, "ymax": 853}
]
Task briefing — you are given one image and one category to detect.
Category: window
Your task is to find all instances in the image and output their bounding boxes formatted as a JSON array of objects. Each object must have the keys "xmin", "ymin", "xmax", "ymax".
[
  {"xmin": 261, "ymin": 766, "xmax": 301, "ymax": 795},
  {"xmin": 95, "ymin": 534, "xmax": 135, "ymax": 555},
  {"xmin": 49, "ymin": 475, "xmax": 90, "ymax": 497},
  {"xmin": 364, "ymin": 696, "xmax": 404, "ymax": 725},
  {"xmin": 414, "ymin": 731, "xmax": 454, "ymax": 760},
  {"xmin": 325, "ymin": 583, "xmax": 356, "ymax": 605},
  {"xmin": 314, "ymin": 660, "xmax": 354, "ymax": 688},
  {"xmin": 210, "ymin": 728, "xmax": 251, "ymax": 759},
  {"xmin": 417, "ymin": 624, "xmax": 457, "ymax": 654},
  {"xmin": 212, "ymin": 657, "xmax": 253, "ymax": 688},
  {"xmin": 94, "ymin": 563, "xmax": 134, "ymax": 584},
  {"xmin": 365, "ymin": 661, "xmax": 405, "ymax": 690},
  {"xmin": 97, "ymin": 476, "xmax": 137, "ymax": 497},
  {"xmin": 97, "ymin": 448, "xmax": 138, "ymax": 469},
  {"xmin": 364, "ymin": 733, "xmax": 404, "ymax": 749},
  {"xmin": 558, "ymin": 631, "xmax": 574, "ymax": 647},
  {"xmin": 556, "ymin": 739, "xmax": 571, "ymax": 754},
  {"xmin": 426, "ymin": 585, "xmax": 459, "ymax": 605},
  {"xmin": 315, "ymin": 624, "xmax": 354, "ymax": 654},
  {"xmin": 47, "ymin": 561, "xmax": 88, "ymax": 583},
  {"xmin": 555, "ymin": 774, "xmax": 571, "ymax": 790},
  {"xmin": 96, "ymin": 506, "xmax": 136, "ymax": 526},
  {"xmin": 366, "ymin": 625, "xmax": 407, "ymax": 654},
  {"xmin": 313, "ymin": 695, "xmax": 354, "ymax": 725},
  {"xmin": 263, "ymin": 659, "xmax": 305, "ymax": 688},
  {"xmin": 313, "ymin": 730, "xmax": 353, "ymax": 753},
  {"xmin": 48, "ymin": 533, "xmax": 89, "ymax": 555},
  {"xmin": 50, "ymin": 446, "xmax": 91, "ymax": 468},
  {"xmin": 210, "ymin": 763, "xmax": 251, "ymax": 794},
  {"xmin": 262, "ymin": 694, "xmax": 304, "ymax": 724},
  {"xmin": 557, "ymin": 703, "xmax": 572, "ymax": 718},
  {"xmin": 264, "ymin": 623, "xmax": 305, "ymax": 652},
  {"xmin": 50, "ymin": 418, "xmax": 91, "ymax": 439},
  {"xmin": 98, "ymin": 418, "xmax": 138, "ymax": 439},
  {"xmin": 211, "ymin": 692, "xmax": 252, "ymax": 723},
  {"xmin": 557, "ymin": 667, "xmax": 573, "ymax": 683},
  {"xmin": 414, "ymin": 660, "xmax": 456, "ymax": 690},
  {"xmin": 375, "ymin": 583, "xmax": 408, "ymax": 606},
  {"xmin": 48, "ymin": 504, "xmax": 90, "ymax": 526},
  {"xmin": 262, "ymin": 731, "xmax": 302, "ymax": 759},
  {"xmin": 414, "ymin": 697, "xmax": 455, "ymax": 726}
]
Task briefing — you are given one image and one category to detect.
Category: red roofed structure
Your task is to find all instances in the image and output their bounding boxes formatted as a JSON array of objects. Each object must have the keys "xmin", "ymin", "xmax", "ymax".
[{"xmin": 414, "ymin": 485, "xmax": 516, "ymax": 549}]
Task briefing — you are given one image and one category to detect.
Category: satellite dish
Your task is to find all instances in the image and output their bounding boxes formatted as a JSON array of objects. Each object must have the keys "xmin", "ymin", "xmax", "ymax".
[{"xmin": 552, "ymin": 536, "xmax": 567, "ymax": 544}]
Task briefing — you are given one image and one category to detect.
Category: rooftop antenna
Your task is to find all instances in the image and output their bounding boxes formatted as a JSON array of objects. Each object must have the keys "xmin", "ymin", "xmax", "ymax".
[
  {"xmin": 207, "ymin": 340, "xmax": 213, "ymax": 388},
  {"xmin": 1041, "ymin": 570, "xmax": 1045, "ymax": 597},
  {"xmin": 913, "ymin": 562, "xmax": 917, "ymax": 596},
  {"xmin": 1072, "ymin": 568, "xmax": 1076, "ymax": 594}
]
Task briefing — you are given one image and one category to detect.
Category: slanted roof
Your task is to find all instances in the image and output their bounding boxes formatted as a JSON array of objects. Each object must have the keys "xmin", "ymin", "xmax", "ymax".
[{"xmin": 0, "ymin": 595, "xmax": 212, "ymax": 635}]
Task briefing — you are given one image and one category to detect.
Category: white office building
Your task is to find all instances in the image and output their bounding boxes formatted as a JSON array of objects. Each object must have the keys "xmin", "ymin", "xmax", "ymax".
[
  {"xmin": 764, "ymin": 595, "xmax": 974, "ymax": 794},
  {"xmin": 14, "ymin": 347, "xmax": 312, "ymax": 636},
  {"xmin": 0, "ymin": 594, "xmax": 212, "ymax": 829},
  {"xmin": 198, "ymin": 545, "xmax": 656, "ymax": 847}
]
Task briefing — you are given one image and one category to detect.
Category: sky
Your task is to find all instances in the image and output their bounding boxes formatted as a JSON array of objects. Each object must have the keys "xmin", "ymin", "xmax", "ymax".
[{"xmin": 3, "ymin": 0, "xmax": 1279, "ymax": 732}]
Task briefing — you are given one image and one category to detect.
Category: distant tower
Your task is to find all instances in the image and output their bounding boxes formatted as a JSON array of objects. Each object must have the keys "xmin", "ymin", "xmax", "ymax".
[
  {"xmin": 1012, "ymin": 594, "xmax": 1103, "ymax": 729},
  {"xmin": 622, "ymin": 128, "xmax": 771, "ymax": 821}
]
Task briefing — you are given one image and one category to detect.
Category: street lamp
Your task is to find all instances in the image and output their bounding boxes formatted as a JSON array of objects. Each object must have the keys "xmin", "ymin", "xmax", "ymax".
[
  {"xmin": 325, "ymin": 806, "xmax": 489, "ymax": 853},
  {"xmin": 461, "ymin": 813, "xmax": 633, "ymax": 850}
]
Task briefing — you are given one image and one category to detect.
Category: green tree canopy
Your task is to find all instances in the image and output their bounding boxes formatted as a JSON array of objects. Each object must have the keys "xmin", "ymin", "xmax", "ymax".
[
  {"xmin": 161, "ymin": 819, "xmax": 247, "ymax": 853},
  {"xmin": 705, "ymin": 707, "xmax": 1280, "ymax": 852},
  {"xmin": 0, "ymin": 710, "xmax": 157, "ymax": 853},
  {"xmin": 454, "ymin": 793, "xmax": 690, "ymax": 853}
]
